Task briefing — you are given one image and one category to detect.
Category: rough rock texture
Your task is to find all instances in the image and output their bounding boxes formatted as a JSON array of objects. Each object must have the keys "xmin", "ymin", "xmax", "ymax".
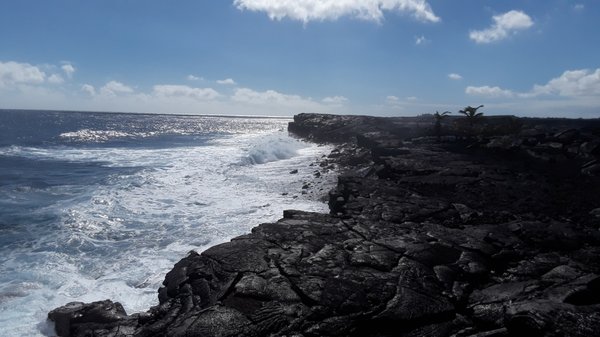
[{"xmin": 49, "ymin": 113, "xmax": 600, "ymax": 337}]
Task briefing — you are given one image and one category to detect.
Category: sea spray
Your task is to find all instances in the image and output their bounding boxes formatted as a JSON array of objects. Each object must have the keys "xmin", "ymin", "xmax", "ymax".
[{"xmin": 242, "ymin": 133, "xmax": 307, "ymax": 165}]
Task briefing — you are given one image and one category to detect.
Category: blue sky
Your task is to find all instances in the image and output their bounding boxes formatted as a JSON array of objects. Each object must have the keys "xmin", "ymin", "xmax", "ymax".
[{"xmin": 0, "ymin": 0, "xmax": 599, "ymax": 117}]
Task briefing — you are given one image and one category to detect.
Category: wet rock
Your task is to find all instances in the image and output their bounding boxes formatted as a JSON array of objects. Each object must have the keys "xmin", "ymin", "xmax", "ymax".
[{"xmin": 48, "ymin": 300, "xmax": 131, "ymax": 337}]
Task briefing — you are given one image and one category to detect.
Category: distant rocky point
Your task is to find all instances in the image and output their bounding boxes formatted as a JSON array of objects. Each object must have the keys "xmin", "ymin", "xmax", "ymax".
[{"xmin": 49, "ymin": 113, "xmax": 600, "ymax": 337}]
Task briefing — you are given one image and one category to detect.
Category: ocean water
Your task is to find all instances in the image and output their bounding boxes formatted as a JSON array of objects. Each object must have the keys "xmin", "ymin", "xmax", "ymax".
[{"xmin": 0, "ymin": 110, "xmax": 334, "ymax": 336}]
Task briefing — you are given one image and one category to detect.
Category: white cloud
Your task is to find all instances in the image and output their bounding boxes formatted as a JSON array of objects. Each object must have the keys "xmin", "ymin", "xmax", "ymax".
[
  {"xmin": 233, "ymin": 88, "xmax": 308, "ymax": 105},
  {"xmin": 0, "ymin": 61, "xmax": 46, "ymax": 87},
  {"xmin": 100, "ymin": 81, "xmax": 134, "ymax": 96},
  {"xmin": 448, "ymin": 73, "xmax": 462, "ymax": 80},
  {"xmin": 48, "ymin": 74, "xmax": 65, "ymax": 84},
  {"xmin": 81, "ymin": 84, "xmax": 96, "ymax": 96},
  {"xmin": 386, "ymin": 95, "xmax": 400, "ymax": 102},
  {"xmin": 322, "ymin": 96, "xmax": 348, "ymax": 104},
  {"xmin": 187, "ymin": 74, "xmax": 202, "ymax": 81},
  {"xmin": 152, "ymin": 85, "xmax": 220, "ymax": 100},
  {"xmin": 61, "ymin": 64, "xmax": 76, "ymax": 78},
  {"xmin": 233, "ymin": 0, "xmax": 440, "ymax": 24},
  {"xmin": 217, "ymin": 78, "xmax": 237, "ymax": 85},
  {"xmin": 573, "ymin": 4, "xmax": 584, "ymax": 11},
  {"xmin": 230, "ymin": 87, "xmax": 346, "ymax": 115},
  {"xmin": 415, "ymin": 35, "xmax": 429, "ymax": 45},
  {"xmin": 462, "ymin": 68, "xmax": 600, "ymax": 116},
  {"xmin": 466, "ymin": 85, "xmax": 514, "ymax": 97},
  {"xmin": 467, "ymin": 69, "xmax": 600, "ymax": 99},
  {"xmin": 406, "ymin": 96, "xmax": 417, "ymax": 101},
  {"xmin": 469, "ymin": 10, "xmax": 533, "ymax": 44},
  {"xmin": 531, "ymin": 68, "xmax": 600, "ymax": 97}
]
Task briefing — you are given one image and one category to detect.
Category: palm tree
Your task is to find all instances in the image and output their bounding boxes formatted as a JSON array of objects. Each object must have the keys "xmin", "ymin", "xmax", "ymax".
[
  {"xmin": 458, "ymin": 105, "xmax": 484, "ymax": 135},
  {"xmin": 433, "ymin": 110, "xmax": 451, "ymax": 141},
  {"xmin": 458, "ymin": 105, "xmax": 484, "ymax": 119}
]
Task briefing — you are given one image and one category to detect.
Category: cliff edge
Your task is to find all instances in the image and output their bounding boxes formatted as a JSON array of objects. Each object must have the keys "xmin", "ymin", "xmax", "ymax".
[{"xmin": 49, "ymin": 113, "xmax": 600, "ymax": 337}]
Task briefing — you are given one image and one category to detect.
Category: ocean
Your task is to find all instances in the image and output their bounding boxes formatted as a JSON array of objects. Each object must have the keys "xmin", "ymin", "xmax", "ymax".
[{"xmin": 0, "ymin": 110, "xmax": 334, "ymax": 336}]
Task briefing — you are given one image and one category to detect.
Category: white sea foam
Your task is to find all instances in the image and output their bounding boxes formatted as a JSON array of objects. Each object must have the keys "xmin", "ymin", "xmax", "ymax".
[{"xmin": 0, "ymin": 129, "xmax": 335, "ymax": 336}]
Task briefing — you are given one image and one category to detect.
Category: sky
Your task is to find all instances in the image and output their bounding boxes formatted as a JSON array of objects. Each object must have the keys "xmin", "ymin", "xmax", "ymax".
[{"xmin": 0, "ymin": 0, "xmax": 599, "ymax": 117}]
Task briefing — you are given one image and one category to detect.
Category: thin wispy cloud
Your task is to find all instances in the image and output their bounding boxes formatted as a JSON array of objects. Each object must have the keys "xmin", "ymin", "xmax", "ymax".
[
  {"xmin": 466, "ymin": 85, "xmax": 514, "ymax": 98},
  {"xmin": 234, "ymin": 0, "xmax": 440, "ymax": 24},
  {"xmin": 153, "ymin": 85, "xmax": 220, "ymax": 100},
  {"xmin": 322, "ymin": 96, "xmax": 348, "ymax": 104},
  {"xmin": 187, "ymin": 75, "xmax": 202, "ymax": 81},
  {"xmin": 470, "ymin": 10, "xmax": 533, "ymax": 44},
  {"xmin": 415, "ymin": 35, "xmax": 429, "ymax": 45},
  {"xmin": 448, "ymin": 73, "xmax": 462, "ymax": 80},
  {"xmin": 217, "ymin": 78, "xmax": 237, "ymax": 85}
]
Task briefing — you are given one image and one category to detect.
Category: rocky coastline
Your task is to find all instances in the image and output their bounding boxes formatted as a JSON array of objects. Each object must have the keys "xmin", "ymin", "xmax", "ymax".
[{"xmin": 49, "ymin": 113, "xmax": 600, "ymax": 337}]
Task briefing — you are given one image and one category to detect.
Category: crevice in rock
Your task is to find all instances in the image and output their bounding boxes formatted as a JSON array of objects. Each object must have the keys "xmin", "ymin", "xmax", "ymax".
[
  {"xmin": 218, "ymin": 272, "xmax": 244, "ymax": 302},
  {"xmin": 273, "ymin": 260, "xmax": 319, "ymax": 307}
]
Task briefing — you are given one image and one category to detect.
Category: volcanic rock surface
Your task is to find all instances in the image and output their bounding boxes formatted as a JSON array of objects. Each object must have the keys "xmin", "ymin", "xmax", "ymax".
[{"xmin": 49, "ymin": 113, "xmax": 600, "ymax": 337}]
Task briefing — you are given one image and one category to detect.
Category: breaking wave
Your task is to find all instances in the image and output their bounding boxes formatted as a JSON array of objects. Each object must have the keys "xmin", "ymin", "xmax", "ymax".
[{"xmin": 242, "ymin": 133, "xmax": 307, "ymax": 165}]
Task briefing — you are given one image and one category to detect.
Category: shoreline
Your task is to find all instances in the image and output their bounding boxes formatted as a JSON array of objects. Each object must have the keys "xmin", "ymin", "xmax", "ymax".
[{"xmin": 49, "ymin": 113, "xmax": 600, "ymax": 337}]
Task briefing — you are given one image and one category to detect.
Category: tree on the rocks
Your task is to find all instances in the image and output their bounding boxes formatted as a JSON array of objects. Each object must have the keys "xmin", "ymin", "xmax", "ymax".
[
  {"xmin": 433, "ymin": 110, "xmax": 451, "ymax": 141},
  {"xmin": 458, "ymin": 105, "xmax": 484, "ymax": 136},
  {"xmin": 458, "ymin": 105, "xmax": 484, "ymax": 120}
]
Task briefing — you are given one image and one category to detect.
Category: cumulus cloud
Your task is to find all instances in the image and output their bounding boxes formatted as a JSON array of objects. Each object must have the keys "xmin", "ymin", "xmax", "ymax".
[
  {"xmin": 0, "ymin": 61, "xmax": 46, "ymax": 87},
  {"xmin": 48, "ymin": 74, "xmax": 65, "ymax": 84},
  {"xmin": 217, "ymin": 78, "xmax": 237, "ymax": 85},
  {"xmin": 187, "ymin": 74, "xmax": 202, "ymax": 81},
  {"xmin": 100, "ymin": 81, "xmax": 134, "ymax": 96},
  {"xmin": 81, "ymin": 84, "xmax": 96, "ymax": 96},
  {"xmin": 153, "ymin": 85, "xmax": 220, "ymax": 100},
  {"xmin": 448, "ymin": 73, "xmax": 462, "ymax": 80},
  {"xmin": 322, "ymin": 96, "xmax": 348, "ymax": 104},
  {"xmin": 469, "ymin": 10, "xmax": 533, "ymax": 44},
  {"xmin": 233, "ymin": 0, "xmax": 440, "ymax": 24},
  {"xmin": 473, "ymin": 69, "xmax": 600, "ymax": 99},
  {"xmin": 531, "ymin": 68, "xmax": 600, "ymax": 97},
  {"xmin": 466, "ymin": 85, "xmax": 514, "ymax": 97},
  {"xmin": 61, "ymin": 63, "xmax": 76, "ymax": 78}
]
